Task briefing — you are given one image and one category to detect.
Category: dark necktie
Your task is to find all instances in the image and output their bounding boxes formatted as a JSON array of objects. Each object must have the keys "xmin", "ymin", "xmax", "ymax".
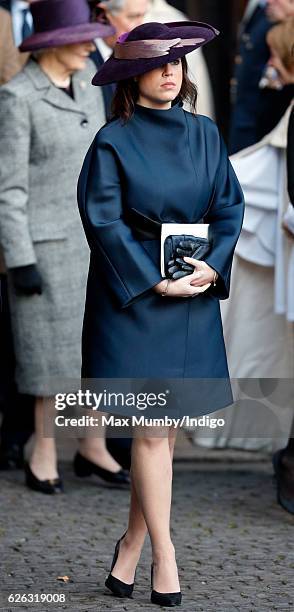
[{"xmin": 21, "ymin": 8, "xmax": 32, "ymax": 42}]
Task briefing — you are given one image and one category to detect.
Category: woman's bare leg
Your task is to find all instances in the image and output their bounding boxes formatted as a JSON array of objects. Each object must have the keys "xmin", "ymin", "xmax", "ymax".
[
  {"xmin": 110, "ymin": 425, "xmax": 180, "ymax": 592},
  {"xmin": 29, "ymin": 396, "xmax": 58, "ymax": 480}
]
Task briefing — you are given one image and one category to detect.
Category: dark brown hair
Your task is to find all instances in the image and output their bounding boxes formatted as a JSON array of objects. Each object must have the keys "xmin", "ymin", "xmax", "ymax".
[{"xmin": 111, "ymin": 56, "xmax": 198, "ymax": 122}]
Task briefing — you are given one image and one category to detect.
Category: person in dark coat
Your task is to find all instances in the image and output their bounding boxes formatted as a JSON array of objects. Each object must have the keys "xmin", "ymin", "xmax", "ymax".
[
  {"xmin": 77, "ymin": 21, "xmax": 244, "ymax": 606},
  {"xmin": 229, "ymin": 0, "xmax": 294, "ymax": 154}
]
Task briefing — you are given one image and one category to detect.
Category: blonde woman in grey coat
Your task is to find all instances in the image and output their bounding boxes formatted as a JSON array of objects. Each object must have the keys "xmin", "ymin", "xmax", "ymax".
[{"xmin": 0, "ymin": 0, "xmax": 130, "ymax": 493}]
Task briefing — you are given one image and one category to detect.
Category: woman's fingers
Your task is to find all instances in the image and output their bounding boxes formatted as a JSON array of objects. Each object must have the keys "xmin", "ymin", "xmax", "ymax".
[
  {"xmin": 175, "ymin": 259, "xmax": 194, "ymax": 270},
  {"xmin": 270, "ymin": 56, "xmax": 294, "ymax": 85},
  {"xmin": 167, "ymin": 275, "xmax": 211, "ymax": 297},
  {"xmin": 190, "ymin": 277, "xmax": 208, "ymax": 287},
  {"xmin": 183, "ymin": 256, "xmax": 199, "ymax": 268},
  {"xmin": 182, "ymin": 256, "xmax": 214, "ymax": 286},
  {"xmin": 189, "ymin": 282, "xmax": 211, "ymax": 295}
]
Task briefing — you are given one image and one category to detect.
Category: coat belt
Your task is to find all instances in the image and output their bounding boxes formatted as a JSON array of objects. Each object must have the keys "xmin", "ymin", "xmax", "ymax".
[
  {"xmin": 124, "ymin": 207, "xmax": 162, "ymax": 240},
  {"xmin": 124, "ymin": 207, "xmax": 205, "ymax": 241}
]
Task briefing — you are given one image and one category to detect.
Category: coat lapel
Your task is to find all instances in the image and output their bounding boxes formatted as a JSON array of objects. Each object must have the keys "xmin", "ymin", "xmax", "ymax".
[
  {"xmin": 71, "ymin": 69, "xmax": 93, "ymax": 110},
  {"xmin": 24, "ymin": 58, "xmax": 89, "ymax": 116}
]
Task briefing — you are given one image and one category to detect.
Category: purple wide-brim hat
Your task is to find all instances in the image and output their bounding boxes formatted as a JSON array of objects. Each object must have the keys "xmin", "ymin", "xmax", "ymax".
[
  {"xmin": 92, "ymin": 21, "xmax": 219, "ymax": 86},
  {"xmin": 19, "ymin": 0, "xmax": 115, "ymax": 52}
]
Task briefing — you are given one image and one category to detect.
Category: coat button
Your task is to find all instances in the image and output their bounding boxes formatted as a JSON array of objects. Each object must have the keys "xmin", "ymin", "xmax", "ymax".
[{"xmin": 81, "ymin": 118, "xmax": 88, "ymax": 127}]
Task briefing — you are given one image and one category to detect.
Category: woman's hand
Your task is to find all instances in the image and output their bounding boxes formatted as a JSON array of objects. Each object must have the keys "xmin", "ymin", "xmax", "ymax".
[
  {"xmin": 282, "ymin": 205, "xmax": 294, "ymax": 239},
  {"xmin": 154, "ymin": 257, "xmax": 216, "ymax": 298},
  {"xmin": 182, "ymin": 257, "xmax": 216, "ymax": 287},
  {"xmin": 269, "ymin": 56, "xmax": 294, "ymax": 86},
  {"xmin": 282, "ymin": 220, "xmax": 294, "ymax": 240}
]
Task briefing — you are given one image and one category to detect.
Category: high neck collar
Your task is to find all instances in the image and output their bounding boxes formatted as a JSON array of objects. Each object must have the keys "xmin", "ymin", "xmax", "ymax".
[{"xmin": 134, "ymin": 101, "xmax": 184, "ymax": 122}]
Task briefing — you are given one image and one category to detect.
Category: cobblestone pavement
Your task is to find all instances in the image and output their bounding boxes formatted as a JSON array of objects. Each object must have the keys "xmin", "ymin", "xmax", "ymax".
[{"xmin": 1, "ymin": 448, "xmax": 294, "ymax": 612}]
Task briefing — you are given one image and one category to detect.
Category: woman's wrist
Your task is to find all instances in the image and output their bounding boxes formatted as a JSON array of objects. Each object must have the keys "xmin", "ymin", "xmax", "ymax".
[
  {"xmin": 161, "ymin": 278, "xmax": 171, "ymax": 296},
  {"xmin": 212, "ymin": 270, "xmax": 218, "ymax": 286},
  {"xmin": 154, "ymin": 279, "xmax": 170, "ymax": 295}
]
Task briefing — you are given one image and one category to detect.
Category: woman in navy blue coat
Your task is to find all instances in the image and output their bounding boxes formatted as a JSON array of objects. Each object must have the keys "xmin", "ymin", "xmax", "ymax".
[{"xmin": 78, "ymin": 21, "xmax": 244, "ymax": 607}]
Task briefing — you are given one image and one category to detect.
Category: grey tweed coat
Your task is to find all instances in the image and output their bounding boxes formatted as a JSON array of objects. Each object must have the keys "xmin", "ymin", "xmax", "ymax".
[{"xmin": 0, "ymin": 58, "xmax": 105, "ymax": 395}]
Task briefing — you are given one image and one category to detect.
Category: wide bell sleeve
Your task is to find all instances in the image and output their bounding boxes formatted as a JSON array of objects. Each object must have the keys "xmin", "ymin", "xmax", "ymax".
[
  {"xmin": 203, "ymin": 130, "xmax": 245, "ymax": 299},
  {"xmin": 77, "ymin": 132, "xmax": 163, "ymax": 308}
]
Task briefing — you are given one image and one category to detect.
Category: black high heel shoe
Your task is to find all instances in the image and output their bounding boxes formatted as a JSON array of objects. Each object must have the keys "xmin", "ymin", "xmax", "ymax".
[
  {"xmin": 150, "ymin": 562, "xmax": 182, "ymax": 607},
  {"xmin": 24, "ymin": 463, "xmax": 63, "ymax": 494},
  {"xmin": 73, "ymin": 452, "xmax": 130, "ymax": 486},
  {"xmin": 105, "ymin": 532, "xmax": 136, "ymax": 598}
]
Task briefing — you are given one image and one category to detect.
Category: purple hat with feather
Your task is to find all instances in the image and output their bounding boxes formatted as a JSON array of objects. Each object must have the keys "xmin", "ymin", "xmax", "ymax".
[
  {"xmin": 19, "ymin": 0, "xmax": 115, "ymax": 52},
  {"xmin": 92, "ymin": 21, "xmax": 219, "ymax": 86}
]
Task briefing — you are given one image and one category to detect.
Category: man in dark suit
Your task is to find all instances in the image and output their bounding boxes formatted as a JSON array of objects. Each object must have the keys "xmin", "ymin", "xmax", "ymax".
[
  {"xmin": 229, "ymin": 0, "xmax": 294, "ymax": 154},
  {"xmin": 0, "ymin": 1, "xmax": 33, "ymax": 45},
  {"xmin": 89, "ymin": 0, "xmax": 149, "ymax": 118}
]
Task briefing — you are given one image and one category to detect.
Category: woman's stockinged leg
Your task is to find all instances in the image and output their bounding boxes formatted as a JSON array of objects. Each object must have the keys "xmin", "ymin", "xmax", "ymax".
[
  {"xmin": 110, "ymin": 426, "xmax": 180, "ymax": 592},
  {"xmin": 131, "ymin": 426, "xmax": 180, "ymax": 592},
  {"xmin": 109, "ymin": 466, "xmax": 147, "ymax": 584},
  {"xmin": 29, "ymin": 396, "xmax": 59, "ymax": 480},
  {"xmin": 78, "ymin": 411, "xmax": 125, "ymax": 473}
]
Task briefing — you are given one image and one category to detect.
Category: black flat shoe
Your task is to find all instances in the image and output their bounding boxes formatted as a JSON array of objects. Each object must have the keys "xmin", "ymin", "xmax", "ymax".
[
  {"xmin": 272, "ymin": 450, "xmax": 294, "ymax": 515},
  {"xmin": 105, "ymin": 531, "xmax": 136, "ymax": 598},
  {"xmin": 73, "ymin": 452, "xmax": 130, "ymax": 486},
  {"xmin": 24, "ymin": 463, "xmax": 63, "ymax": 494},
  {"xmin": 150, "ymin": 562, "xmax": 182, "ymax": 607}
]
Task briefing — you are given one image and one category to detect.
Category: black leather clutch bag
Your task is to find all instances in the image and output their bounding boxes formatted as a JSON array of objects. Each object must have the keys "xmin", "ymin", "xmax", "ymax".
[{"xmin": 164, "ymin": 234, "xmax": 211, "ymax": 280}]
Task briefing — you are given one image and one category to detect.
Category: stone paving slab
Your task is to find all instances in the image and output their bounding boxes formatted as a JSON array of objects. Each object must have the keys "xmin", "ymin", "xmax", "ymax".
[
  {"xmin": 52, "ymin": 429, "xmax": 272, "ymax": 464},
  {"xmin": 0, "ymin": 459, "xmax": 293, "ymax": 612}
]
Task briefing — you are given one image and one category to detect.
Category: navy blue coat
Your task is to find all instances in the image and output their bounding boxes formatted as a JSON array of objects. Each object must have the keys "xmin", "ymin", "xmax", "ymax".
[
  {"xmin": 90, "ymin": 47, "xmax": 115, "ymax": 120},
  {"xmin": 77, "ymin": 103, "xmax": 244, "ymax": 415}
]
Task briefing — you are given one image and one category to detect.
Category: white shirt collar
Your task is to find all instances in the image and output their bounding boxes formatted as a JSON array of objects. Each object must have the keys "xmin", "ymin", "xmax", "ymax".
[
  {"xmin": 243, "ymin": 0, "xmax": 267, "ymax": 23},
  {"xmin": 95, "ymin": 38, "xmax": 113, "ymax": 62},
  {"xmin": 11, "ymin": 0, "xmax": 32, "ymax": 47},
  {"xmin": 11, "ymin": 0, "xmax": 29, "ymax": 11}
]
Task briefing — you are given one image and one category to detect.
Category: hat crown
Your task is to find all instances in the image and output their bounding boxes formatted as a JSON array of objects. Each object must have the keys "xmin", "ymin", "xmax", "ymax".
[
  {"xmin": 126, "ymin": 22, "xmax": 175, "ymax": 43},
  {"xmin": 31, "ymin": 0, "xmax": 90, "ymax": 34}
]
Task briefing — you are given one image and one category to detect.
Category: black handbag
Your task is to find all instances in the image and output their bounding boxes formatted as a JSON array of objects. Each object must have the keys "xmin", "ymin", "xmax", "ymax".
[{"xmin": 164, "ymin": 234, "xmax": 211, "ymax": 280}]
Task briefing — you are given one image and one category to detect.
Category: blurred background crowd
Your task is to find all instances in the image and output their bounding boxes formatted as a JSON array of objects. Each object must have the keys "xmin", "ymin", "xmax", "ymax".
[{"xmin": 0, "ymin": 0, "xmax": 293, "ymax": 511}]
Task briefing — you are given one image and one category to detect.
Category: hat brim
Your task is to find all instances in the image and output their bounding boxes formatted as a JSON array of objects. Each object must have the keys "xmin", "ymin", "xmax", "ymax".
[
  {"xmin": 92, "ymin": 21, "xmax": 218, "ymax": 86},
  {"xmin": 19, "ymin": 22, "xmax": 115, "ymax": 52}
]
